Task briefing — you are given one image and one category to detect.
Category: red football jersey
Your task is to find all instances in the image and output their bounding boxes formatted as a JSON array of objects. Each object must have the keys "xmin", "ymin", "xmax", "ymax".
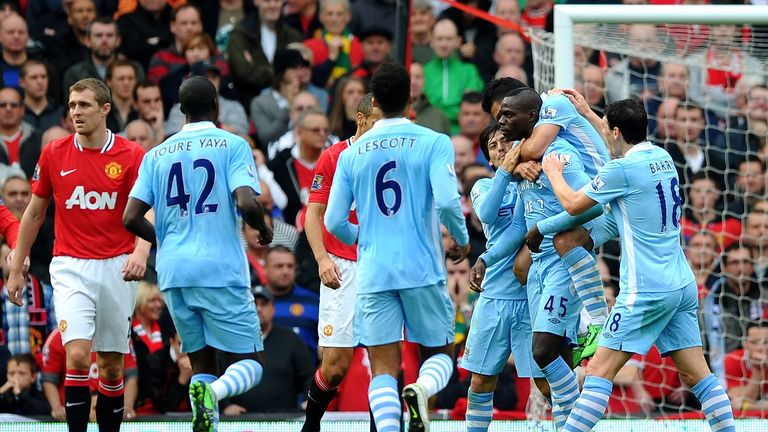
[
  {"xmin": 0, "ymin": 204, "xmax": 19, "ymax": 248},
  {"xmin": 31, "ymin": 132, "xmax": 144, "ymax": 259},
  {"xmin": 41, "ymin": 328, "xmax": 138, "ymax": 404},
  {"xmin": 308, "ymin": 139, "xmax": 357, "ymax": 261}
]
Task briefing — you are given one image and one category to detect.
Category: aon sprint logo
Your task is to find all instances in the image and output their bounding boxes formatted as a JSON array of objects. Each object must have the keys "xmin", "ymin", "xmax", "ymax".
[{"xmin": 65, "ymin": 186, "xmax": 117, "ymax": 210}]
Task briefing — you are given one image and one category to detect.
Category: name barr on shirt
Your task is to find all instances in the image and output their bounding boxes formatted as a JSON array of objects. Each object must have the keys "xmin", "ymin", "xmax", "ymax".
[{"xmin": 152, "ymin": 137, "xmax": 229, "ymax": 159}]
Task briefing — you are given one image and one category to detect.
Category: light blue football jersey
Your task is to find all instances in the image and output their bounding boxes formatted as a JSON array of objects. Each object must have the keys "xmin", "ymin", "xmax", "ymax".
[
  {"xmin": 582, "ymin": 141, "xmax": 695, "ymax": 294},
  {"xmin": 130, "ymin": 121, "xmax": 260, "ymax": 290},
  {"xmin": 325, "ymin": 118, "xmax": 469, "ymax": 294},
  {"xmin": 470, "ymin": 170, "xmax": 526, "ymax": 300},
  {"xmin": 537, "ymin": 94, "xmax": 610, "ymax": 177}
]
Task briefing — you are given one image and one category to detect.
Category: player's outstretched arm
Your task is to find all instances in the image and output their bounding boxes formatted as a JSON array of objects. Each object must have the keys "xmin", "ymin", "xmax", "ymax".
[
  {"xmin": 541, "ymin": 153, "xmax": 598, "ymax": 216},
  {"xmin": 7, "ymin": 195, "xmax": 49, "ymax": 306},
  {"xmin": 473, "ymin": 167, "xmax": 512, "ymax": 225},
  {"xmin": 519, "ymin": 123, "xmax": 560, "ymax": 162},
  {"xmin": 305, "ymin": 202, "xmax": 342, "ymax": 289},
  {"xmin": 123, "ymin": 198, "xmax": 156, "ymax": 244},
  {"xmin": 234, "ymin": 186, "xmax": 273, "ymax": 245},
  {"xmin": 478, "ymin": 197, "xmax": 526, "ymax": 268}
]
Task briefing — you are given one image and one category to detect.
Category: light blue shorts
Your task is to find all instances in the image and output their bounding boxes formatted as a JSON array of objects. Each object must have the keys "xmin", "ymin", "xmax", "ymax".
[
  {"xmin": 600, "ymin": 282, "xmax": 702, "ymax": 356},
  {"xmin": 355, "ymin": 283, "xmax": 454, "ymax": 347},
  {"xmin": 462, "ymin": 296, "xmax": 543, "ymax": 378},
  {"xmin": 163, "ymin": 286, "xmax": 264, "ymax": 354},
  {"xmin": 528, "ymin": 255, "xmax": 581, "ymax": 346}
]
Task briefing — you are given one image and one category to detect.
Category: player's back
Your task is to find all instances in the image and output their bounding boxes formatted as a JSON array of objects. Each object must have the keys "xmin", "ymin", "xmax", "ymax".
[
  {"xmin": 142, "ymin": 124, "xmax": 255, "ymax": 289},
  {"xmin": 537, "ymin": 94, "xmax": 610, "ymax": 177},
  {"xmin": 338, "ymin": 119, "xmax": 454, "ymax": 293},
  {"xmin": 608, "ymin": 142, "xmax": 694, "ymax": 292}
]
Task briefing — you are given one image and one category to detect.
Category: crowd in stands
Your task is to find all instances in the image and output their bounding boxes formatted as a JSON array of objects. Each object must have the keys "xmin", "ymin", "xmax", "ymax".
[{"xmin": 0, "ymin": 0, "xmax": 766, "ymax": 421}]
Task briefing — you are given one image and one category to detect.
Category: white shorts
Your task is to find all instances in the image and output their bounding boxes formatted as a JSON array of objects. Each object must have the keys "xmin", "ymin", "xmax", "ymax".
[
  {"xmin": 318, "ymin": 254, "xmax": 357, "ymax": 348},
  {"xmin": 50, "ymin": 255, "xmax": 138, "ymax": 353}
]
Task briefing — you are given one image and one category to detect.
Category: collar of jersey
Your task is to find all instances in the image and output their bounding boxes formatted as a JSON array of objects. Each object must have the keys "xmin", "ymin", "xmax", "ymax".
[
  {"xmin": 624, "ymin": 141, "xmax": 654, "ymax": 157},
  {"xmin": 181, "ymin": 121, "xmax": 217, "ymax": 132},
  {"xmin": 74, "ymin": 130, "xmax": 114, "ymax": 153},
  {"xmin": 371, "ymin": 117, "xmax": 411, "ymax": 130}
]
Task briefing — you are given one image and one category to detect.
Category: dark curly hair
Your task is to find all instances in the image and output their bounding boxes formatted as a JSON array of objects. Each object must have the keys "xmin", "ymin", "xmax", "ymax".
[{"xmin": 370, "ymin": 61, "xmax": 410, "ymax": 116}]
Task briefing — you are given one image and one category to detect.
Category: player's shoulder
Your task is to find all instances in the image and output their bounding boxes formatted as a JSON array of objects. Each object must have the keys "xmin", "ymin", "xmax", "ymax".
[
  {"xmin": 540, "ymin": 93, "xmax": 574, "ymax": 118},
  {"xmin": 42, "ymin": 134, "xmax": 75, "ymax": 155},
  {"xmin": 469, "ymin": 177, "xmax": 491, "ymax": 201}
]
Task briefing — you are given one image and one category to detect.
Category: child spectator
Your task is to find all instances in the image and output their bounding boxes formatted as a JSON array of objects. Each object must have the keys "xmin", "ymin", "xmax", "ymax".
[{"xmin": 0, "ymin": 353, "xmax": 50, "ymax": 415}]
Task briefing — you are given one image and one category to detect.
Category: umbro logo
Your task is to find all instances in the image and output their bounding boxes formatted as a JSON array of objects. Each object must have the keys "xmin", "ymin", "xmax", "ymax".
[
  {"xmin": 60, "ymin": 169, "xmax": 77, "ymax": 177},
  {"xmin": 603, "ymin": 333, "xmax": 613, "ymax": 339},
  {"xmin": 548, "ymin": 318, "xmax": 561, "ymax": 324}
]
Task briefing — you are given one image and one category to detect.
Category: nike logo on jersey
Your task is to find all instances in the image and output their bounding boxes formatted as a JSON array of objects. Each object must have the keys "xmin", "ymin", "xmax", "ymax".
[
  {"xmin": 60, "ymin": 169, "xmax": 77, "ymax": 176},
  {"xmin": 65, "ymin": 401, "xmax": 86, "ymax": 407}
]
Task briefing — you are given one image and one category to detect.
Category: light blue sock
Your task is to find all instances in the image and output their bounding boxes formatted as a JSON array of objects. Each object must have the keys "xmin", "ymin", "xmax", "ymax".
[
  {"xmin": 210, "ymin": 359, "xmax": 263, "ymax": 400},
  {"xmin": 562, "ymin": 248, "xmax": 607, "ymax": 324},
  {"xmin": 416, "ymin": 353, "xmax": 454, "ymax": 398},
  {"xmin": 466, "ymin": 390, "xmax": 493, "ymax": 432},
  {"xmin": 369, "ymin": 374, "xmax": 401, "ymax": 432},
  {"xmin": 542, "ymin": 357, "xmax": 580, "ymax": 431},
  {"xmin": 692, "ymin": 374, "xmax": 735, "ymax": 432},
  {"xmin": 562, "ymin": 375, "xmax": 612, "ymax": 432}
]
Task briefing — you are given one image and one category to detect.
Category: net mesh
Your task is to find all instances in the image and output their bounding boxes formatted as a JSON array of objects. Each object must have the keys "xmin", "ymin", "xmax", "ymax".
[{"xmin": 530, "ymin": 19, "xmax": 768, "ymax": 419}]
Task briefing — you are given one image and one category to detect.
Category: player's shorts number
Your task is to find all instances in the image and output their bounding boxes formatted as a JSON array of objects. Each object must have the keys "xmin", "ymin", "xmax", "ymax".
[
  {"xmin": 609, "ymin": 313, "xmax": 622, "ymax": 332},
  {"xmin": 544, "ymin": 295, "xmax": 567, "ymax": 318},
  {"xmin": 654, "ymin": 177, "xmax": 681, "ymax": 233},
  {"xmin": 166, "ymin": 159, "xmax": 219, "ymax": 217},
  {"xmin": 375, "ymin": 161, "xmax": 402, "ymax": 217}
]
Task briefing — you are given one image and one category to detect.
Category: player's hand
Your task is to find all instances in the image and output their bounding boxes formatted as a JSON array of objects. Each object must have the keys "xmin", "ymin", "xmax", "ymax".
[
  {"xmin": 558, "ymin": 88, "xmax": 593, "ymax": 118},
  {"xmin": 51, "ymin": 406, "xmax": 67, "ymax": 421},
  {"xmin": 257, "ymin": 226, "xmax": 273, "ymax": 246},
  {"xmin": 525, "ymin": 225, "xmax": 544, "ymax": 253},
  {"xmin": 124, "ymin": 407, "xmax": 136, "ymax": 420},
  {"xmin": 514, "ymin": 161, "xmax": 541, "ymax": 182},
  {"xmin": 317, "ymin": 256, "xmax": 342, "ymax": 289},
  {"xmin": 501, "ymin": 142, "xmax": 522, "ymax": 174},
  {"xmin": 223, "ymin": 404, "xmax": 247, "ymax": 415},
  {"xmin": 469, "ymin": 258, "xmax": 486, "ymax": 293},
  {"xmin": 541, "ymin": 153, "xmax": 566, "ymax": 177},
  {"xmin": 6, "ymin": 270, "xmax": 25, "ymax": 306},
  {"xmin": 123, "ymin": 249, "xmax": 149, "ymax": 281}
]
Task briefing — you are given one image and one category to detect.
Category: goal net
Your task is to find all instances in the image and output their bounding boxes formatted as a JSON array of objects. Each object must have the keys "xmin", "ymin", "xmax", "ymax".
[{"xmin": 530, "ymin": 6, "xmax": 768, "ymax": 420}]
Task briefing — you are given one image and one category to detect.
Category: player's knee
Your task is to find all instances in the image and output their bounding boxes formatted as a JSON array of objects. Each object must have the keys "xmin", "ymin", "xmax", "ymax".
[
  {"xmin": 469, "ymin": 373, "xmax": 497, "ymax": 393},
  {"xmin": 99, "ymin": 363, "xmax": 123, "ymax": 381},
  {"xmin": 553, "ymin": 229, "xmax": 588, "ymax": 257},
  {"xmin": 322, "ymin": 363, "xmax": 350, "ymax": 388},
  {"xmin": 513, "ymin": 252, "xmax": 531, "ymax": 286},
  {"xmin": 66, "ymin": 348, "xmax": 91, "ymax": 370}
]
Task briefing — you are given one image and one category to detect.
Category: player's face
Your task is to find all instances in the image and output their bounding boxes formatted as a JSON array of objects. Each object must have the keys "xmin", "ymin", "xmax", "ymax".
[
  {"xmin": 497, "ymin": 97, "xmax": 533, "ymax": 141},
  {"xmin": 68, "ymin": 89, "xmax": 109, "ymax": 136},
  {"xmin": 599, "ymin": 115, "xmax": 622, "ymax": 157},
  {"xmin": 6, "ymin": 361, "xmax": 34, "ymax": 391},
  {"xmin": 2, "ymin": 178, "xmax": 31, "ymax": 216},
  {"xmin": 487, "ymin": 130, "xmax": 506, "ymax": 168}
]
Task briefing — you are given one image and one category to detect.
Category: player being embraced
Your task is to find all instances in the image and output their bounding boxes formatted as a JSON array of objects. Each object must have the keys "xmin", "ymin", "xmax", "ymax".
[
  {"xmin": 123, "ymin": 77, "xmax": 273, "ymax": 432},
  {"xmin": 462, "ymin": 123, "xmax": 546, "ymax": 432},
  {"xmin": 325, "ymin": 61, "xmax": 469, "ymax": 432},
  {"xmin": 7, "ymin": 78, "xmax": 150, "ymax": 432},
  {"xmin": 542, "ymin": 99, "xmax": 735, "ymax": 432},
  {"xmin": 301, "ymin": 93, "xmax": 381, "ymax": 432}
]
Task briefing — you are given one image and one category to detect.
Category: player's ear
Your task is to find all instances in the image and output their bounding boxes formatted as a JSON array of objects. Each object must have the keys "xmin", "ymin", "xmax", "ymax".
[{"xmin": 101, "ymin": 102, "xmax": 111, "ymax": 117}]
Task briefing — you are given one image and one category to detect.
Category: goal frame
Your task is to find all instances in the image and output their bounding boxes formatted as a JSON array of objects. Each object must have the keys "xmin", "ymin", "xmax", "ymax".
[{"xmin": 553, "ymin": 4, "xmax": 768, "ymax": 89}]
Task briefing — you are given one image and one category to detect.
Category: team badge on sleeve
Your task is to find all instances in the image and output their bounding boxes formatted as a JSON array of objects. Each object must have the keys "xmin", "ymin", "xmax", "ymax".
[
  {"xmin": 591, "ymin": 177, "xmax": 605, "ymax": 191},
  {"xmin": 541, "ymin": 107, "xmax": 558, "ymax": 119},
  {"xmin": 32, "ymin": 164, "xmax": 39, "ymax": 181},
  {"xmin": 560, "ymin": 154, "xmax": 572, "ymax": 167},
  {"xmin": 311, "ymin": 174, "xmax": 324, "ymax": 191}
]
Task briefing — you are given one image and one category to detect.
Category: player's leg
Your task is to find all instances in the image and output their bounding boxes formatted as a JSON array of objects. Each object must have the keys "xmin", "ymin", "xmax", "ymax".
[
  {"xmin": 94, "ymin": 351, "xmax": 125, "ymax": 432},
  {"xmin": 523, "ymin": 263, "xmax": 552, "ymax": 401},
  {"xmin": 402, "ymin": 284, "xmax": 456, "ymax": 432},
  {"xmin": 467, "ymin": 374, "xmax": 497, "ymax": 432},
  {"xmin": 63, "ymin": 339, "xmax": 94, "ymax": 432},
  {"xmin": 303, "ymin": 255, "xmax": 358, "ymax": 432},
  {"xmin": 357, "ymin": 290, "xmax": 405, "ymax": 432},
  {"xmin": 513, "ymin": 245, "xmax": 532, "ymax": 286}
]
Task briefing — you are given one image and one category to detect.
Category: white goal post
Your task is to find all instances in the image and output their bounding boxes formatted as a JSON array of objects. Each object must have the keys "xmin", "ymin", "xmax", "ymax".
[{"xmin": 552, "ymin": 4, "xmax": 768, "ymax": 89}]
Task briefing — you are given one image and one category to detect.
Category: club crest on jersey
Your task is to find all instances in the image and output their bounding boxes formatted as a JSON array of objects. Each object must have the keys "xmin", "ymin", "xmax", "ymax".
[
  {"xmin": 541, "ymin": 107, "xmax": 558, "ymax": 119},
  {"xmin": 323, "ymin": 325, "xmax": 333, "ymax": 337},
  {"xmin": 59, "ymin": 320, "xmax": 67, "ymax": 333},
  {"xmin": 104, "ymin": 162, "xmax": 123, "ymax": 179},
  {"xmin": 312, "ymin": 174, "xmax": 324, "ymax": 191},
  {"xmin": 591, "ymin": 177, "xmax": 605, "ymax": 191}
]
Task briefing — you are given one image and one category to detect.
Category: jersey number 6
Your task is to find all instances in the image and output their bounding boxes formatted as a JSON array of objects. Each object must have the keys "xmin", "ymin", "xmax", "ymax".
[{"xmin": 375, "ymin": 161, "xmax": 402, "ymax": 217}]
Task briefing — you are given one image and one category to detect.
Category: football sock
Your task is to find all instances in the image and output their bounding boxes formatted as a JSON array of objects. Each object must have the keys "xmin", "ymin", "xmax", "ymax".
[
  {"xmin": 692, "ymin": 374, "xmax": 735, "ymax": 432},
  {"xmin": 64, "ymin": 369, "xmax": 91, "ymax": 432},
  {"xmin": 542, "ymin": 357, "xmax": 580, "ymax": 431},
  {"xmin": 466, "ymin": 390, "xmax": 494, "ymax": 432},
  {"xmin": 302, "ymin": 369, "xmax": 339, "ymax": 432},
  {"xmin": 562, "ymin": 375, "xmax": 612, "ymax": 432},
  {"xmin": 562, "ymin": 248, "xmax": 608, "ymax": 325},
  {"xmin": 416, "ymin": 353, "xmax": 453, "ymax": 398},
  {"xmin": 210, "ymin": 359, "xmax": 263, "ymax": 400},
  {"xmin": 368, "ymin": 374, "xmax": 401, "ymax": 432},
  {"xmin": 96, "ymin": 377, "xmax": 125, "ymax": 432}
]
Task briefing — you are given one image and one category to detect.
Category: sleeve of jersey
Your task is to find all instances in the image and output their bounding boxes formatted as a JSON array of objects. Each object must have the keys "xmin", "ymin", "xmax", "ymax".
[
  {"xmin": 41, "ymin": 333, "xmax": 63, "ymax": 384},
  {"xmin": 581, "ymin": 160, "xmax": 627, "ymax": 205},
  {"xmin": 324, "ymin": 154, "xmax": 358, "ymax": 244},
  {"xmin": 479, "ymin": 197, "xmax": 526, "ymax": 267},
  {"xmin": 227, "ymin": 138, "xmax": 262, "ymax": 195},
  {"xmin": 30, "ymin": 145, "xmax": 52, "ymax": 198},
  {"xmin": 537, "ymin": 204, "xmax": 605, "ymax": 236},
  {"xmin": 722, "ymin": 354, "xmax": 744, "ymax": 391},
  {"xmin": 536, "ymin": 94, "xmax": 577, "ymax": 129},
  {"xmin": 128, "ymin": 153, "xmax": 155, "ymax": 206},
  {"xmin": 307, "ymin": 150, "xmax": 333, "ymax": 205},
  {"xmin": 430, "ymin": 135, "xmax": 469, "ymax": 247},
  {"xmin": 472, "ymin": 169, "xmax": 512, "ymax": 224},
  {"xmin": 128, "ymin": 145, "xmax": 146, "ymax": 186},
  {"xmin": 0, "ymin": 206, "xmax": 19, "ymax": 248}
]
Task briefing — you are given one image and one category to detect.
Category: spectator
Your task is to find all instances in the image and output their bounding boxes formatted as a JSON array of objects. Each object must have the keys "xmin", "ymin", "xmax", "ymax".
[
  {"xmin": 265, "ymin": 90, "xmax": 325, "ymax": 159},
  {"xmin": 349, "ymin": 0, "xmax": 395, "ymax": 39},
  {"xmin": 452, "ymin": 135, "xmax": 474, "ymax": 177},
  {"xmin": 342, "ymin": 27, "xmax": 391, "ymax": 88},
  {"xmin": 491, "ymin": 32, "xmax": 526, "ymax": 84},
  {"xmin": 104, "ymin": 60, "xmax": 139, "ymax": 133},
  {"xmin": 742, "ymin": 202, "xmax": 768, "ymax": 282},
  {"xmin": 577, "ymin": 64, "xmax": 606, "ymax": 115},
  {"xmin": 20, "ymin": 59, "xmax": 62, "ymax": 133},
  {"xmin": 685, "ymin": 231, "xmax": 720, "ymax": 298},
  {"xmin": 228, "ymin": 0, "xmax": 303, "ymax": 109},
  {"xmin": 285, "ymin": 42, "xmax": 329, "ymax": 113},
  {"xmin": 283, "ymin": 0, "xmax": 321, "ymax": 40},
  {"xmin": 133, "ymin": 81, "xmax": 167, "ymax": 143},
  {"xmin": 223, "ymin": 287, "xmax": 313, "ymax": 413},
  {"xmin": 131, "ymin": 282, "xmax": 191, "ymax": 414},
  {"xmin": 117, "ymin": 0, "xmax": 173, "ymax": 69},
  {"xmin": 251, "ymin": 149, "xmax": 290, "ymax": 213},
  {"xmin": 410, "ymin": 0, "xmax": 434, "ymax": 65},
  {"xmin": 667, "ymin": 102, "xmax": 727, "ymax": 190},
  {"xmin": 438, "ymin": 0, "xmax": 498, "ymax": 84},
  {"xmin": 457, "ymin": 91, "xmax": 490, "ymax": 152},
  {"xmin": 423, "ymin": 19, "xmax": 484, "ymax": 134},
  {"xmin": 260, "ymin": 246, "xmax": 320, "ymax": 362},
  {"xmin": 123, "ymin": 119, "xmax": 156, "ymax": 151},
  {"xmin": 0, "ymin": 14, "xmax": 34, "ymax": 90},
  {"xmin": 304, "ymin": 0, "xmax": 362, "ymax": 90},
  {"xmin": 725, "ymin": 321, "xmax": 768, "ymax": 413},
  {"xmin": 492, "ymin": 0, "xmax": 521, "ymax": 35},
  {"xmin": 328, "ymin": 76, "xmax": 364, "ymax": 141},
  {"xmin": 62, "ymin": 17, "xmax": 146, "ymax": 97},
  {"xmin": 0, "ymin": 87, "xmax": 42, "ymax": 180},
  {"xmin": 409, "ymin": 62, "xmax": 450, "ymax": 135},
  {"xmin": 0, "ymin": 353, "xmax": 50, "ymax": 415},
  {"xmin": 716, "ymin": 84, "xmax": 768, "ymax": 170},
  {"xmin": 520, "ymin": 0, "xmax": 551, "ymax": 30},
  {"xmin": 650, "ymin": 96, "xmax": 680, "ymax": 145},
  {"xmin": 726, "ymin": 159, "xmax": 766, "ymax": 218},
  {"xmin": 165, "ymin": 62, "xmax": 248, "ymax": 137},
  {"xmin": 681, "ymin": 173, "xmax": 741, "ymax": 250},
  {"xmin": 250, "ymin": 48, "xmax": 307, "ymax": 147},
  {"xmin": 702, "ymin": 244, "xmax": 767, "ymax": 380},
  {"xmin": 41, "ymin": 0, "xmax": 94, "ymax": 76},
  {"xmin": 29, "ymin": 0, "xmax": 112, "ymax": 41},
  {"xmin": 657, "ymin": 62, "xmax": 689, "ymax": 101},
  {"xmin": 245, "ymin": 221, "xmax": 269, "ymax": 287},
  {"xmin": 267, "ymin": 108, "xmax": 328, "ymax": 226},
  {"xmin": 494, "ymin": 65, "xmax": 527, "ymax": 85},
  {"xmin": 604, "ymin": 24, "xmax": 663, "ymax": 103},
  {"xmin": 147, "ymin": 4, "xmax": 204, "ymax": 84}
]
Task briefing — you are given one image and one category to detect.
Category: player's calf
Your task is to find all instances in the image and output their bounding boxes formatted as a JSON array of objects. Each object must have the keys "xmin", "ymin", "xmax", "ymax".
[
  {"xmin": 532, "ymin": 333, "xmax": 579, "ymax": 432},
  {"xmin": 303, "ymin": 348, "xmax": 355, "ymax": 432},
  {"xmin": 467, "ymin": 374, "xmax": 497, "ymax": 432},
  {"xmin": 95, "ymin": 352, "xmax": 127, "ymax": 432}
]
